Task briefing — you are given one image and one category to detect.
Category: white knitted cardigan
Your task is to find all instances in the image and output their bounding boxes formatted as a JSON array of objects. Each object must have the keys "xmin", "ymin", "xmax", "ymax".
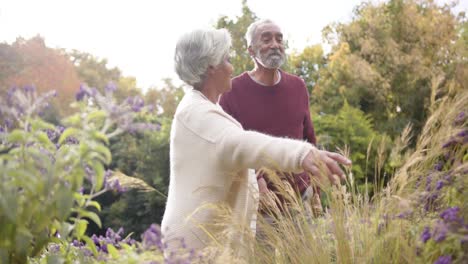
[{"xmin": 161, "ymin": 89, "xmax": 313, "ymax": 256}]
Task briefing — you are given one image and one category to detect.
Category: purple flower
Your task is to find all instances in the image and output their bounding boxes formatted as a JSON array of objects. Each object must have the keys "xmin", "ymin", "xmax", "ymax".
[
  {"xmin": 6, "ymin": 86, "xmax": 17, "ymax": 105},
  {"xmin": 397, "ymin": 210, "xmax": 412, "ymax": 219},
  {"xmin": 4, "ymin": 118, "xmax": 13, "ymax": 129},
  {"xmin": 435, "ymin": 180, "xmax": 444, "ymax": 191},
  {"xmin": 440, "ymin": 207, "xmax": 461, "ymax": 223},
  {"xmin": 105, "ymin": 82, "xmax": 117, "ymax": 93},
  {"xmin": 420, "ymin": 226, "xmax": 431, "ymax": 243},
  {"xmin": 442, "ymin": 138, "xmax": 457, "ymax": 149},
  {"xmin": 126, "ymin": 96, "xmax": 145, "ymax": 112},
  {"xmin": 91, "ymin": 234, "xmax": 100, "ymax": 245},
  {"xmin": 434, "ymin": 255, "xmax": 452, "ymax": 264},
  {"xmin": 72, "ymin": 239, "xmax": 83, "ymax": 247},
  {"xmin": 434, "ymin": 162, "xmax": 443, "ymax": 171},
  {"xmin": 424, "ymin": 192, "xmax": 439, "ymax": 212},
  {"xmin": 48, "ymin": 243, "xmax": 61, "ymax": 253},
  {"xmin": 107, "ymin": 179, "xmax": 126, "ymax": 193},
  {"xmin": 76, "ymin": 84, "xmax": 88, "ymax": 101},
  {"xmin": 142, "ymin": 224, "xmax": 164, "ymax": 251},
  {"xmin": 85, "ymin": 165, "xmax": 95, "ymax": 179},
  {"xmin": 454, "ymin": 111, "xmax": 465, "ymax": 125},
  {"xmin": 456, "ymin": 129, "xmax": 467, "ymax": 138},
  {"xmin": 23, "ymin": 84, "xmax": 36, "ymax": 94},
  {"xmin": 426, "ymin": 174, "xmax": 433, "ymax": 191},
  {"xmin": 433, "ymin": 221, "xmax": 448, "ymax": 242}
]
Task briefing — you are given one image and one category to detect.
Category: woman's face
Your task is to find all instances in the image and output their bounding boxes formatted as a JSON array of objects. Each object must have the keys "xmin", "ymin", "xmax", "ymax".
[{"xmin": 212, "ymin": 55, "xmax": 234, "ymax": 93}]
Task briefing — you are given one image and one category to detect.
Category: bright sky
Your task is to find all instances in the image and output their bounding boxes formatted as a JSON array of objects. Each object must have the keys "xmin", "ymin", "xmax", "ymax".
[{"xmin": 0, "ymin": 0, "xmax": 465, "ymax": 91}]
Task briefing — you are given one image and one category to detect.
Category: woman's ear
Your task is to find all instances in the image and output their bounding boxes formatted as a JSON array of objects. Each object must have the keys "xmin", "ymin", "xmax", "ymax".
[{"xmin": 206, "ymin": 65, "xmax": 216, "ymax": 76}]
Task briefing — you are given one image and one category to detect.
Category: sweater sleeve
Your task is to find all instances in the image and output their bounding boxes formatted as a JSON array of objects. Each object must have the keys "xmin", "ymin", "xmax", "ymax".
[
  {"xmin": 177, "ymin": 103, "xmax": 313, "ymax": 173},
  {"xmin": 217, "ymin": 125, "xmax": 313, "ymax": 173}
]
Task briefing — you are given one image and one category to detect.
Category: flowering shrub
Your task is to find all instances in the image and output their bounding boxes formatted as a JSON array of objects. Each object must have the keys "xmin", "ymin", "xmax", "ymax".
[{"xmin": 0, "ymin": 84, "xmax": 156, "ymax": 263}]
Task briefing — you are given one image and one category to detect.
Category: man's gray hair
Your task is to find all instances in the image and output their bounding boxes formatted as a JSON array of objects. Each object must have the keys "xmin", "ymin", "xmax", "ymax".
[
  {"xmin": 174, "ymin": 28, "xmax": 231, "ymax": 88},
  {"xmin": 245, "ymin": 19, "xmax": 277, "ymax": 47}
]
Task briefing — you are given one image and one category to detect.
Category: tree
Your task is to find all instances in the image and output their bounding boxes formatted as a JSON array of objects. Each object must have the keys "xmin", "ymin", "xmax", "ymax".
[
  {"xmin": 144, "ymin": 78, "xmax": 184, "ymax": 118},
  {"xmin": 313, "ymin": 102, "xmax": 391, "ymax": 193},
  {"xmin": 215, "ymin": 0, "xmax": 257, "ymax": 76},
  {"xmin": 68, "ymin": 50, "xmax": 121, "ymax": 91},
  {"xmin": 289, "ymin": 44, "xmax": 326, "ymax": 96},
  {"xmin": 315, "ymin": 0, "xmax": 466, "ymax": 138},
  {"xmin": 2, "ymin": 36, "xmax": 81, "ymax": 116}
]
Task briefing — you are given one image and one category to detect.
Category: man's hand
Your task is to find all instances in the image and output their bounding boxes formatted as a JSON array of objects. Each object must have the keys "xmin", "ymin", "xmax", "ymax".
[{"xmin": 301, "ymin": 148, "xmax": 352, "ymax": 185}]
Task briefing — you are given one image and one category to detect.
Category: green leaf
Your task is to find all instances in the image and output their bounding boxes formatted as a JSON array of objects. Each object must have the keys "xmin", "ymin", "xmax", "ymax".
[
  {"xmin": 106, "ymin": 244, "xmax": 119, "ymax": 259},
  {"xmin": 86, "ymin": 200, "xmax": 102, "ymax": 212},
  {"xmin": 87, "ymin": 110, "xmax": 107, "ymax": 122},
  {"xmin": 58, "ymin": 128, "xmax": 79, "ymax": 144},
  {"xmin": 74, "ymin": 219, "xmax": 88, "ymax": 239},
  {"xmin": 80, "ymin": 211, "xmax": 102, "ymax": 228},
  {"xmin": 62, "ymin": 114, "xmax": 82, "ymax": 127},
  {"xmin": 82, "ymin": 236, "xmax": 98, "ymax": 256},
  {"xmin": 56, "ymin": 189, "xmax": 74, "ymax": 220},
  {"xmin": 92, "ymin": 131, "xmax": 109, "ymax": 145},
  {"xmin": 36, "ymin": 131, "xmax": 54, "ymax": 148},
  {"xmin": 93, "ymin": 161, "xmax": 105, "ymax": 191},
  {"xmin": 94, "ymin": 144, "xmax": 112, "ymax": 164},
  {"xmin": 30, "ymin": 119, "xmax": 55, "ymax": 131},
  {"xmin": 7, "ymin": 130, "xmax": 26, "ymax": 144}
]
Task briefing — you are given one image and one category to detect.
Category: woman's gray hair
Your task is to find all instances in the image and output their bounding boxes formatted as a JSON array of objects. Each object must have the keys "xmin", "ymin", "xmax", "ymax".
[
  {"xmin": 174, "ymin": 28, "xmax": 232, "ymax": 88},
  {"xmin": 245, "ymin": 19, "xmax": 276, "ymax": 47}
]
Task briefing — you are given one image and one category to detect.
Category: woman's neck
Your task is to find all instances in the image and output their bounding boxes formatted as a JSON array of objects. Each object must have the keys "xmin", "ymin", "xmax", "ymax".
[{"xmin": 197, "ymin": 84, "xmax": 220, "ymax": 104}]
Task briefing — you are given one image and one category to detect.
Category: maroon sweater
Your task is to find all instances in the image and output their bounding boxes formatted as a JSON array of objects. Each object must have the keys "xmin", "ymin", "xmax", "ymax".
[{"xmin": 219, "ymin": 70, "xmax": 317, "ymax": 197}]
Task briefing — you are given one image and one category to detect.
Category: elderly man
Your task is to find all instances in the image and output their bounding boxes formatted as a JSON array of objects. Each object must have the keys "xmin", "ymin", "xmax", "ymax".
[{"xmin": 219, "ymin": 19, "xmax": 322, "ymax": 220}]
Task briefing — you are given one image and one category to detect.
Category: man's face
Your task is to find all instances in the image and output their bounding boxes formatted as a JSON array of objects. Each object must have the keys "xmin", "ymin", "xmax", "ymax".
[{"xmin": 250, "ymin": 23, "xmax": 285, "ymax": 69}]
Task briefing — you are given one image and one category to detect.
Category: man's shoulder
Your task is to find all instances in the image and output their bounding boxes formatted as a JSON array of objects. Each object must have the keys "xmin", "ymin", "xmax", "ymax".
[
  {"xmin": 231, "ymin": 72, "xmax": 250, "ymax": 87},
  {"xmin": 281, "ymin": 70, "xmax": 304, "ymax": 84}
]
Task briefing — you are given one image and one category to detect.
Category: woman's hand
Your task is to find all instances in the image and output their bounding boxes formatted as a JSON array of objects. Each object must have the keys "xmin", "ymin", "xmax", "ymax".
[{"xmin": 302, "ymin": 148, "xmax": 352, "ymax": 185}]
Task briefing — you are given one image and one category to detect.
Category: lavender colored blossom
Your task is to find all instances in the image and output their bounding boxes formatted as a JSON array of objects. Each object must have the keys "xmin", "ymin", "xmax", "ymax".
[
  {"xmin": 105, "ymin": 82, "xmax": 117, "ymax": 93},
  {"xmin": 142, "ymin": 224, "xmax": 165, "ymax": 251},
  {"xmin": 424, "ymin": 192, "xmax": 439, "ymax": 212},
  {"xmin": 433, "ymin": 221, "xmax": 448, "ymax": 242},
  {"xmin": 442, "ymin": 138, "xmax": 457, "ymax": 149},
  {"xmin": 440, "ymin": 207, "xmax": 461, "ymax": 223},
  {"xmin": 85, "ymin": 165, "xmax": 95, "ymax": 179},
  {"xmin": 1, "ymin": 86, "xmax": 56, "ymax": 121},
  {"xmin": 102, "ymin": 171, "xmax": 128, "ymax": 193},
  {"xmin": 76, "ymin": 84, "xmax": 88, "ymax": 101},
  {"xmin": 435, "ymin": 180, "xmax": 444, "ymax": 191},
  {"xmin": 426, "ymin": 174, "xmax": 433, "ymax": 191},
  {"xmin": 23, "ymin": 84, "xmax": 36, "ymax": 94},
  {"xmin": 457, "ymin": 129, "xmax": 468, "ymax": 138},
  {"xmin": 397, "ymin": 210, "xmax": 412, "ymax": 219},
  {"xmin": 443, "ymin": 174, "xmax": 453, "ymax": 184},
  {"xmin": 126, "ymin": 96, "xmax": 145, "ymax": 112},
  {"xmin": 6, "ymin": 86, "xmax": 17, "ymax": 105},
  {"xmin": 434, "ymin": 255, "xmax": 452, "ymax": 264},
  {"xmin": 421, "ymin": 226, "xmax": 431, "ymax": 243},
  {"xmin": 48, "ymin": 243, "xmax": 61, "ymax": 253},
  {"xmin": 434, "ymin": 162, "xmax": 443, "ymax": 171},
  {"xmin": 128, "ymin": 123, "xmax": 160, "ymax": 133},
  {"xmin": 454, "ymin": 111, "xmax": 465, "ymax": 125}
]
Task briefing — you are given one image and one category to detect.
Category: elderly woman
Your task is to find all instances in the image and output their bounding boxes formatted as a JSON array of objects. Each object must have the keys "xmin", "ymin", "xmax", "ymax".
[{"xmin": 161, "ymin": 28, "xmax": 350, "ymax": 255}]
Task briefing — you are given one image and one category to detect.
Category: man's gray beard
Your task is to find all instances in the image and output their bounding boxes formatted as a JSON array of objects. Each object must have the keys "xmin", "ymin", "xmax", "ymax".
[{"xmin": 256, "ymin": 50, "xmax": 285, "ymax": 69}]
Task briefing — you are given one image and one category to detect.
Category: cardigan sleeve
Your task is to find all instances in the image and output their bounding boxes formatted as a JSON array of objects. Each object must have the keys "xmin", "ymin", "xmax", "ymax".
[
  {"xmin": 177, "ymin": 102, "xmax": 313, "ymax": 173},
  {"xmin": 217, "ymin": 125, "xmax": 313, "ymax": 173}
]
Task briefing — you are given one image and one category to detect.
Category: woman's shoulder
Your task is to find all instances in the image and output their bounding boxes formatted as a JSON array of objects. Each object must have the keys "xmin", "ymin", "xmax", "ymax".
[{"xmin": 174, "ymin": 91, "xmax": 241, "ymax": 143}]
